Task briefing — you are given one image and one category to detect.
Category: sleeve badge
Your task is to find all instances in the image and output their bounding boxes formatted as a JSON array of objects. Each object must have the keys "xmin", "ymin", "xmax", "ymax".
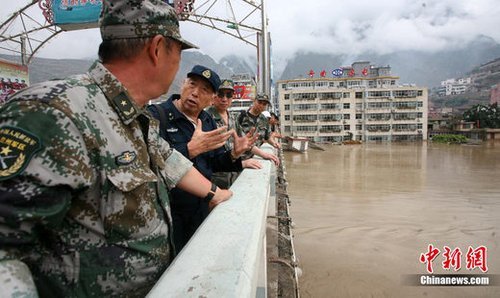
[{"xmin": 0, "ymin": 126, "xmax": 42, "ymax": 180}]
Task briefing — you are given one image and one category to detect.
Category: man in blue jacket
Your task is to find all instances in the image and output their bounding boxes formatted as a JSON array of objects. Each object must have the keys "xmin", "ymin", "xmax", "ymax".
[{"xmin": 148, "ymin": 65, "xmax": 255, "ymax": 251}]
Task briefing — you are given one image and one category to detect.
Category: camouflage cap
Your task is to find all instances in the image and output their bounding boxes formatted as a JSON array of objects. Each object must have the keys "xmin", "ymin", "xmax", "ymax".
[
  {"xmin": 218, "ymin": 79, "xmax": 234, "ymax": 91},
  {"xmin": 99, "ymin": 0, "xmax": 198, "ymax": 50},
  {"xmin": 256, "ymin": 93, "xmax": 272, "ymax": 106}
]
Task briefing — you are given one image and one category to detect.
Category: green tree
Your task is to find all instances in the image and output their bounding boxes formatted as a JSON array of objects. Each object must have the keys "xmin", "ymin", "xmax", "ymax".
[{"xmin": 462, "ymin": 103, "xmax": 500, "ymax": 128}]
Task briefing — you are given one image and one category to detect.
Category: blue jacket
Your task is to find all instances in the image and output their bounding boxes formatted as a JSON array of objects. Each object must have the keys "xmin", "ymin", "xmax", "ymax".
[{"xmin": 148, "ymin": 95, "xmax": 242, "ymax": 209}]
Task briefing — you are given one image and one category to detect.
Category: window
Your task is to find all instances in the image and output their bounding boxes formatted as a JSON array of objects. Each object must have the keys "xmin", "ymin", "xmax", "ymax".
[
  {"xmin": 284, "ymin": 104, "xmax": 290, "ymax": 111},
  {"xmin": 294, "ymin": 104, "xmax": 317, "ymax": 111},
  {"xmin": 347, "ymin": 80, "xmax": 361, "ymax": 87},
  {"xmin": 293, "ymin": 115, "xmax": 318, "ymax": 122},
  {"xmin": 320, "ymin": 125, "xmax": 342, "ymax": 133},
  {"xmin": 366, "ymin": 124, "xmax": 391, "ymax": 132},
  {"xmin": 366, "ymin": 113, "xmax": 391, "ymax": 121},
  {"xmin": 343, "ymin": 92, "xmax": 350, "ymax": 98},
  {"xmin": 319, "ymin": 114, "xmax": 342, "ymax": 121},
  {"xmin": 295, "ymin": 125, "xmax": 317, "ymax": 132},
  {"xmin": 417, "ymin": 112, "xmax": 423, "ymax": 118},
  {"xmin": 356, "ymin": 113, "xmax": 362, "ymax": 119},
  {"xmin": 284, "ymin": 115, "xmax": 290, "ymax": 121},
  {"xmin": 417, "ymin": 90, "xmax": 423, "ymax": 96},
  {"xmin": 344, "ymin": 125, "xmax": 350, "ymax": 130},
  {"xmin": 316, "ymin": 81, "xmax": 329, "ymax": 88},
  {"xmin": 367, "ymin": 91, "xmax": 391, "ymax": 98},
  {"xmin": 343, "ymin": 103, "xmax": 350, "ymax": 109},
  {"xmin": 355, "ymin": 92, "xmax": 363, "ymax": 99},
  {"xmin": 343, "ymin": 114, "xmax": 350, "ymax": 120},
  {"xmin": 293, "ymin": 92, "xmax": 317, "ymax": 100},
  {"xmin": 356, "ymin": 124, "xmax": 362, "ymax": 130},
  {"xmin": 417, "ymin": 101, "xmax": 423, "ymax": 107},
  {"xmin": 320, "ymin": 103, "xmax": 340, "ymax": 110},
  {"xmin": 417, "ymin": 123, "xmax": 423, "ymax": 129},
  {"xmin": 319, "ymin": 92, "xmax": 343, "ymax": 99},
  {"xmin": 282, "ymin": 84, "xmax": 287, "ymax": 89},
  {"xmin": 394, "ymin": 90, "xmax": 417, "ymax": 98},
  {"xmin": 284, "ymin": 94, "xmax": 290, "ymax": 100},
  {"xmin": 367, "ymin": 102, "xmax": 391, "ymax": 109}
]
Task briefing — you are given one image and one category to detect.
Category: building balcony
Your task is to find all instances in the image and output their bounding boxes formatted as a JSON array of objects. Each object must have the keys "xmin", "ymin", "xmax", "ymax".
[
  {"xmin": 394, "ymin": 106, "xmax": 417, "ymax": 110},
  {"xmin": 292, "ymin": 131, "xmax": 317, "ymax": 136},
  {"xmin": 292, "ymin": 109, "xmax": 319, "ymax": 114},
  {"xmin": 292, "ymin": 120, "xmax": 317, "ymax": 125},
  {"xmin": 367, "ymin": 118, "xmax": 391, "ymax": 121},
  {"xmin": 393, "ymin": 128, "xmax": 417, "ymax": 132},
  {"xmin": 318, "ymin": 119, "xmax": 342, "ymax": 123},
  {"xmin": 319, "ymin": 128, "xmax": 342, "ymax": 133},
  {"xmin": 291, "ymin": 98, "xmax": 318, "ymax": 103},
  {"xmin": 393, "ymin": 118, "xmax": 417, "ymax": 121},
  {"xmin": 366, "ymin": 128, "xmax": 391, "ymax": 132}
]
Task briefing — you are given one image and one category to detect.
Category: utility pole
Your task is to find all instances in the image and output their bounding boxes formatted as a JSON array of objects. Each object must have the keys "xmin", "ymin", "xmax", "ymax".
[{"xmin": 257, "ymin": 0, "xmax": 270, "ymax": 97}]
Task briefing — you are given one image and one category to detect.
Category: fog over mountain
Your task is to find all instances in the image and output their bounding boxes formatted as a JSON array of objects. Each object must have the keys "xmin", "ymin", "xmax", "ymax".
[
  {"xmin": 279, "ymin": 36, "xmax": 500, "ymax": 88},
  {"xmin": 2, "ymin": 35, "xmax": 499, "ymax": 94}
]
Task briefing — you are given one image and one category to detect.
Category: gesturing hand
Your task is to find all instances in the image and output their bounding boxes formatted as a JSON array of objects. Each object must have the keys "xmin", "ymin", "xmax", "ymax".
[
  {"xmin": 188, "ymin": 119, "xmax": 232, "ymax": 159},
  {"xmin": 231, "ymin": 127, "xmax": 258, "ymax": 158}
]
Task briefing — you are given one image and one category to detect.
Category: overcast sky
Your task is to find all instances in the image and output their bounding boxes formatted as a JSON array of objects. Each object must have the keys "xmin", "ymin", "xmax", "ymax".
[{"xmin": 1, "ymin": 0, "xmax": 500, "ymax": 66}]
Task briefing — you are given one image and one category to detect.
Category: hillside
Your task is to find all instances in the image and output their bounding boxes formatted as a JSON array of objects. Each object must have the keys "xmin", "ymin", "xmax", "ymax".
[{"xmin": 428, "ymin": 57, "xmax": 500, "ymax": 110}]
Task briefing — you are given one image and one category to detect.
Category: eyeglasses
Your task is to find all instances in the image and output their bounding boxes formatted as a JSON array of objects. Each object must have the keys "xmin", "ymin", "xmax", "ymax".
[{"xmin": 217, "ymin": 91, "xmax": 234, "ymax": 98}]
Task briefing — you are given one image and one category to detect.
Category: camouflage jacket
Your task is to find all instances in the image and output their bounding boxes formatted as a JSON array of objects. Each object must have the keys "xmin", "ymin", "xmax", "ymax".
[
  {"xmin": 237, "ymin": 109, "xmax": 270, "ymax": 143},
  {"xmin": 0, "ymin": 62, "xmax": 193, "ymax": 297},
  {"xmin": 204, "ymin": 106, "xmax": 239, "ymax": 151},
  {"xmin": 236, "ymin": 109, "xmax": 270, "ymax": 159}
]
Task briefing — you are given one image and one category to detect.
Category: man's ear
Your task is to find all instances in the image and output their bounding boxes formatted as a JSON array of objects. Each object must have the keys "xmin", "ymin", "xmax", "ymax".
[{"xmin": 148, "ymin": 35, "xmax": 164, "ymax": 65}]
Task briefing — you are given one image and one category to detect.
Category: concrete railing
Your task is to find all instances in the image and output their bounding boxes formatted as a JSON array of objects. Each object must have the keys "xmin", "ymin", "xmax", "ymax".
[{"xmin": 147, "ymin": 144, "xmax": 276, "ymax": 298}]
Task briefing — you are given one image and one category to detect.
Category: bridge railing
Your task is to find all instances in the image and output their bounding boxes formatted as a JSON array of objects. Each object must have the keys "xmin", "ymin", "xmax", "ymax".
[{"xmin": 147, "ymin": 144, "xmax": 276, "ymax": 298}]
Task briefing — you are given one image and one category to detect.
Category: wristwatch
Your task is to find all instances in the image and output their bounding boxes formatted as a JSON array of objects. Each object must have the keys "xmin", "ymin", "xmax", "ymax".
[{"xmin": 204, "ymin": 183, "xmax": 217, "ymax": 203}]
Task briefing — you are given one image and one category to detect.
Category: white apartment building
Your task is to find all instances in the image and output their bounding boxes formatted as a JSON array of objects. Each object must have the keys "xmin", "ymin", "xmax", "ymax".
[
  {"xmin": 438, "ymin": 77, "xmax": 472, "ymax": 96},
  {"xmin": 277, "ymin": 61, "xmax": 428, "ymax": 143}
]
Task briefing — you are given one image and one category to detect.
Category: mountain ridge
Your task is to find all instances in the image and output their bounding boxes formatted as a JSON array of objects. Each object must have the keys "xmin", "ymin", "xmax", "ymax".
[{"xmin": 2, "ymin": 35, "xmax": 500, "ymax": 94}]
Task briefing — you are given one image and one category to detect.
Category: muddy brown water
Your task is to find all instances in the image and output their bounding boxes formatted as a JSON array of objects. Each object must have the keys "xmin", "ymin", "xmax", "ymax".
[{"xmin": 285, "ymin": 142, "xmax": 500, "ymax": 298}]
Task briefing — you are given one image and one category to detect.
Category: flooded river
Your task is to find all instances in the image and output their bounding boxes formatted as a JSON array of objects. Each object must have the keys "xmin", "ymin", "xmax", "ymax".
[{"xmin": 285, "ymin": 142, "xmax": 500, "ymax": 298}]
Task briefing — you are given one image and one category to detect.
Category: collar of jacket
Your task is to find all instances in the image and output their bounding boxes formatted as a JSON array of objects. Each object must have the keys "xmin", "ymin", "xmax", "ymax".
[{"xmin": 88, "ymin": 61, "xmax": 143, "ymax": 125}]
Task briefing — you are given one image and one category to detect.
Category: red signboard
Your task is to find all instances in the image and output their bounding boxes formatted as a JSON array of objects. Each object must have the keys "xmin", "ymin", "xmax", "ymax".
[{"xmin": 0, "ymin": 59, "xmax": 29, "ymax": 104}]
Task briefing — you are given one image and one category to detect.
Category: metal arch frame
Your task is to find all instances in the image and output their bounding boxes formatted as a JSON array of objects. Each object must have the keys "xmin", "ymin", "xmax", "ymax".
[
  {"xmin": 0, "ymin": 0, "xmax": 271, "ymax": 95},
  {"xmin": 0, "ymin": 0, "xmax": 62, "ymax": 65},
  {"xmin": 182, "ymin": 0, "xmax": 263, "ymax": 48},
  {"xmin": 181, "ymin": 0, "xmax": 270, "ymax": 95}
]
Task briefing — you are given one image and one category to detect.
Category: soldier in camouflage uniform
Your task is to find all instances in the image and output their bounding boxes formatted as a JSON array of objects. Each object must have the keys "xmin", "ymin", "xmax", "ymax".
[
  {"xmin": 206, "ymin": 79, "xmax": 262, "ymax": 188},
  {"xmin": 237, "ymin": 93, "xmax": 280, "ymax": 165},
  {"xmin": 0, "ymin": 1, "xmax": 233, "ymax": 297}
]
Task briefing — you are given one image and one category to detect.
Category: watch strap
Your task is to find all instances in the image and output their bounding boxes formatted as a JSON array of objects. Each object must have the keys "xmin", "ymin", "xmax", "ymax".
[{"xmin": 204, "ymin": 182, "xmax": 217, "ymax": 203}]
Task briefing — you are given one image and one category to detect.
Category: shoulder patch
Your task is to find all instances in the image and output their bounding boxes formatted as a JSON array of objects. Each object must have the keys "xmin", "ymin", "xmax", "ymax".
[{"xmin": 0, "ymin": 126, "xmax": 42, "ymax": 181}]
